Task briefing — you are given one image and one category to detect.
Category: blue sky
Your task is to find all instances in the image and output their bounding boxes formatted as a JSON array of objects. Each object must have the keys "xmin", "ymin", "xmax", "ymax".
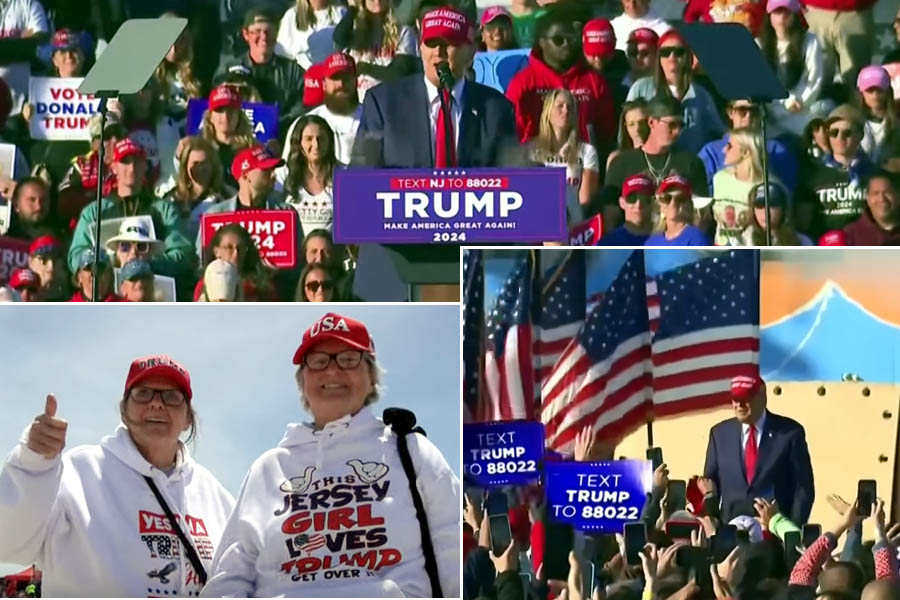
[{"xmin": 0, "ymin": 304, "xmax": 460, "ymax": 576}]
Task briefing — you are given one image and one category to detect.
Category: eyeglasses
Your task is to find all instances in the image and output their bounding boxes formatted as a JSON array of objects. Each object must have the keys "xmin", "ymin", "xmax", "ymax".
[
  {"xmin": 129, "ymin": 386, "xmax": 186, "ymax": 407},
  {"xmin": 730, "ymin": 105, "xmax": 756, "ymax": 117},
  {"xmin": 624, "ymin": 193, "xmax": 653, "ymax": 204},
  {"xmin": 657, "ymin": 118, "xmax": 684, "ymax": 132},
  {"xmin": 305, "ymin": 279, "xmax": 334, "ymax": 293},
  {"xmin": 546, "ymin": 34, "xmax": 577, "ymax": 47},
  {"xmin": 626, "ymin": 47, "xmax": 652, "ymax": 59},
  {"xmin": 118, "ymin": 241, "xmax": 150, "ymax": 254},
  {"xmin": 658, "ymin": 192, "xmax": 688, "ymax": 204},
  {"xmin": 828, "ymin": 128, "xmax": 855, "ymax": 140},
  {"xmin": 303, "ymin": 350, "xmax": 364, "ymax": 371},
  {"xmin": 658, "ymin": 46, "xmax": 688, "ymax": 59}
]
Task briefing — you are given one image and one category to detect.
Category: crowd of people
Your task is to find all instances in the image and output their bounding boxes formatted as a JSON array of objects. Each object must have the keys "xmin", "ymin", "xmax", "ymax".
[
  {"xmin": 463, "ymin": 374, "xmax": 900, "ymax": 599},
  {"xmin": 0, "ymin": 0, "xmax": 895, "ymax": 301}
]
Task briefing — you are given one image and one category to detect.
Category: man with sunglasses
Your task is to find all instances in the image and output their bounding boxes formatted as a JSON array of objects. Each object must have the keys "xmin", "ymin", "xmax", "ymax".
[
  {"xmin": 622, "ymin": 27, "xmax": 658, "ymax": 88},
  {"xmin": 599, "ymin": 96, "xmax": 707, "ymax": 229},
  {"xmin": 598, "ymin": 173, "xmax": 654, "ymax": 245},
  {"xmin": 67, "ymin": 139, "xmax": 194, "ymax": 293},
  {"xmin": 698, "ymin": 99, "xmax": 798, "ymax": 194},
  {"xmin": 796, "ymin": 104, "xmax": 875, "ymax": 238},
  {"xmin": 505, "ymin": 6, "xmax": 616, "ymax": 148}
]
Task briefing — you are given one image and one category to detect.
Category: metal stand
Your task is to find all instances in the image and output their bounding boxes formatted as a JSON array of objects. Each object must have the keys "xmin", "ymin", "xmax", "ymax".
[
  {"xmin": 91, "ymin": 92, "xmax": 117, "ymax": 302},
  {"xmin": 757, "ymin": 102, "xmax": 772, "ymax": 247}
]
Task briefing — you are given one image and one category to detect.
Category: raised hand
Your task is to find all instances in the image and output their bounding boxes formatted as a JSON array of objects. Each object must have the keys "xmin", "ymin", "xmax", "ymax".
[
  {"xmin": 696, "ymin": 477, "xmax": 716, "ymax": 496},
  {"xmin": 653, "ymin": 463, "xmax": 669, "ymax": 493},
  {"xmin": 574, "ymin": 427, "xmax": 596, "ymax": 462},
  {"xmin": 26, "ymin": 394, "xmax": 68, "ymax": 460},
  {"xmin": 753, "ymin": 497, "xmax": 779, "ymax": 530}
]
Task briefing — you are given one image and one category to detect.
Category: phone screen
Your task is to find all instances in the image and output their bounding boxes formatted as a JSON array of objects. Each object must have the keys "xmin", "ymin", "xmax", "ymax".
[
  {"xmin": 485, "ymin": 491, "xmax": 509, "ymax": 517},
  {"xmin": 784, "ymin": 531, "xmax": 802, "ymax": 569},
  {"xmin": 711, "ymin": 525, "xmax": 737, "ymax": 563},
  {"xmin": 802, "ymin": 524, "xmax": 822, "ymax": 548},
  {"xmin": 489, "ymin": 514, "xmax": 512, "ymax": 556},
  {"xmin": 667, "ymin": 480, "xmax": 687, "ymax": 512},
  {"xmin": 666, "ymin": 521, "xmax": 700, "ymax": 540},
  {"xmin": 692, "ymin": 549, "xmax": 713, "ymax": 595},
  {"xmin": 646, "ymin": 447, "xmax": 663, "ymax": 472},
  {"xmin": 857, "ymin": 480, "xmax": 876, "ymax": 516},
  {"xmin": 624, "ymin": 522, "xmax": 647, "ymax": 566}
]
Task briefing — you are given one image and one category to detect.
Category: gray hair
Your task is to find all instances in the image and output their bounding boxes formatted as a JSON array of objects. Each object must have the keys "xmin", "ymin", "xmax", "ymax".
[{"xmin": 294, "ymin": 354, "xmax": 385, "ymax": 412}]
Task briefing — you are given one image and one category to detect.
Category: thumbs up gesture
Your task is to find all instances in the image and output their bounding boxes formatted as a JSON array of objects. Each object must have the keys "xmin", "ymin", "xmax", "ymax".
[{"xmin": 26, "ymin": 394, "xmax": 68, "ymax": 459}]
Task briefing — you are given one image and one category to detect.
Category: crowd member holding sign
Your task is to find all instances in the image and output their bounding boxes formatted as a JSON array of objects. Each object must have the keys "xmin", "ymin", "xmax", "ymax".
[
  {"xmin": 478, "ymin": 7, "xmax": 517, "ymax": 52},
  {"xmin": 505, "ymin": 7, "xmax": 616, "ymax": 150},
  {"xmin": 353, "ymin": 6, "xmax": 516, "ymax": 169},
  {"xmin": 67, "ymin": 138, "xmax": 194, "ymax": 291},
  {"xmin": 704, "ymin": 374, "xmax": 815, "ymax": 524},
  {"xmin": 165, "ymin": 136, "xmax": 223, "ymax": 243},
  {"xmin": 527, "ymin": 88, "xmax": 598, "ymax": 226},
  {"xmin": 202, "ymin": 312, "xmax": 460, "ymax": 597},
  {"xmin": 0, "ymin": 354, "xmax": 235, "ymax": 596},
  {"xmin": 275, "ymin": 0, "xmax": 347, "ymax": 69},
  {"xmin": 43, "ymin": 28, "xmax": 86, "ymax": 78},
  {"xmin": 284, "ymin": 114, "xmax": 339, "ymax": 236},
  {"xmin": 195, "ymin": 85, "xmax": 256, "ymax": 193}
]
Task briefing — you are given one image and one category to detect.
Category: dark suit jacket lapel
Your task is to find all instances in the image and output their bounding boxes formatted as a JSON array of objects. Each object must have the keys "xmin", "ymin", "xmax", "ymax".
[
  {"xmin": 459, "ymin": 81, "xmax": 480, "ymax": 167},
  {"xmin": 754, "ymin": 413, "xmax": 778, "ymax": 484},
  {"xmin": 408, "ymin": 77, "xmax": 434, "ymax": 167}
]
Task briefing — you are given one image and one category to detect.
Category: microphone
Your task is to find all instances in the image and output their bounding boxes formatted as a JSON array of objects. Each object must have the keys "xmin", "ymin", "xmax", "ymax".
[{"xmin": 436, "ymin": 62, "xmax": 454, "ymax": 90}]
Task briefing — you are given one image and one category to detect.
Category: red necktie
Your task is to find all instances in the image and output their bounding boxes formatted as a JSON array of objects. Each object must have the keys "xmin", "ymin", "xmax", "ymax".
[
  {"xmin": 435, "ymin": 89, "xmax": 456, "ymax": 168},
  {"xmin": 745, "ymin": 424, "xmax": 758, "ymax": 484}
]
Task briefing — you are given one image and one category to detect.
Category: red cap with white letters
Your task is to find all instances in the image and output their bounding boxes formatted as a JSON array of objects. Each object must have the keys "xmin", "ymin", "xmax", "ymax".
[
  {"xmin": 731, "ymin": 374, "xmax": 765, "ymax": 402},
  {"xmin": 292, "ymin": 312, "xmax": 375, "ymax": 365}
]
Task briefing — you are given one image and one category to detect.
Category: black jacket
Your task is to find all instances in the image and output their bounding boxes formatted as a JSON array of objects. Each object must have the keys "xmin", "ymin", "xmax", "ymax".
[{"xmin": 231, "ymin": 53, "xmax": 306, "ymax": 144}]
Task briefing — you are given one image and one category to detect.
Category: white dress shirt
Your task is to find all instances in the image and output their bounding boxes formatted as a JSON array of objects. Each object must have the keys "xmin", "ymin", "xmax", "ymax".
[
  {"xmin": 740, "ymin": 410, "xmax": 767, "ymax": 459},
  {"xmin": 424, "ymin": 74, "xmax": 465, "ymax": 159}
]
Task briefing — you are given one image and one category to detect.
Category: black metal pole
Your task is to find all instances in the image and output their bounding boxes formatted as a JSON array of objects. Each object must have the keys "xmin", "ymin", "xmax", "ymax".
[
  {"xmin": 646, "ymin": 419, "xmax": 654, "ymax": 448},
  {"xmin": 91, "ymin": 95, "xmax": 110, "ymax": 303},
  {"xmin": 759, "ymin": 102, "xmax": 772, "ymax": 247}
]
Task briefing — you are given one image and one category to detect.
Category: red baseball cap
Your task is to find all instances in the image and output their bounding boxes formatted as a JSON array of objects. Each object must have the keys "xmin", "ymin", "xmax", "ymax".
[
  {"xmin": 113, "ymin": 138, "xmax": 145, "ymax": 163},
  {"xmin": 583, "ymin": 19, "xmax": 616, "ymax": 59},
  {"xmin": 303, "ymin": 64, "xmax": 325, "ymax": 108},
  {"xmin": 658, "ymin": 29, "xmax": 688, "ymax": 49},
  {"xmin": 629, "ymin": 27, "xmax": 659, "ymax": 47},
  {"xmin": 480, "ymin": 6, "xmax": 511, "ymax": 27},
  {"xmin": 322, "ymin": 52, "xmax": 356, "ymax": 78},
  {"xmin": 208, "ymin": 85, "xmax": 242, "ymax": 111},
  {"xmin": 818, "ymin": 230, "xmax": 847, "ymax": 246},
  {"xmin": 657, "ymin": 175, "xmax": 692, "ymax": 196},
  {"xmin": 622, "ymin": 174, "xmax": 655, "ymax": 198},
  {"xmin": 731, "ymin": 374, "xmax": 765, "ymax": 402},
  {"xmin": 231, "ymin": 145, "xmax": 285, "ymax": 181},
  {"xmin": 125, "ymin": 354, "xmax": 193, "ymax": 401},
  {"xmin": 9, "ymin": 268, "xmax": 39, "ymax": 290},
  {"xmin": 29, "ymin": 235, "xmax": 63, "ymax": 256},
  {"xmin": 52, "ymin": 28, "xmax": 81, "ymax": 51},
  {"xmin": 292, "ymin": 312, "xmax": 376, "ymax": 365},
  {"xmin": 421, "ymin": 6, "xmax": 475, "ymax": 46}
]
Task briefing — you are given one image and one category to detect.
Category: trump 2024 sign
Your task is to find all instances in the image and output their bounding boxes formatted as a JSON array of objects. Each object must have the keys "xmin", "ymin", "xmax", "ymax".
[{"xmin": 332, "ymin": 168, "xmax": 567, "ymax": 244}]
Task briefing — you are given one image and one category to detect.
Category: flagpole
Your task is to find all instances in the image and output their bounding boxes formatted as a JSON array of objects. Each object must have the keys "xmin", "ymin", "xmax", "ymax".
[
  {"xmin": 530, "ymin": 248, "xmax": 541, "ymax": 422},
  {"xmin": 646, "ymin": 419, "xmax": 654, "ymax": 448}
]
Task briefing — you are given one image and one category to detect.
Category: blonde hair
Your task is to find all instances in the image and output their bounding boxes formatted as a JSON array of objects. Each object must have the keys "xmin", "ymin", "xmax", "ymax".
[
  {"xmin": 155, "ymin": 12, "xmax": 203, "ymax": 100},
  {"xmin": 294, "ymin": 0, "xmax": 333, "ymax": 29},
  {"xmin": 532, "ymin": 88, "xmax": 579, "ymax": 167},
  {"xmin": 652, "ymin": 194, "xmax": 694, "ymax": 233},
  {"xmin": 726, "ymin": 127, "xmax": 765, "ymax": 183},
  {"xmin": 351, "ymin": 3, "xmax": 400, "ymax": 52},
  {"xmin": 199, "ymin": 105, "xmax": 256, "ymax": 150},
  {"xmin": 174, "ymin": 136, "xmax": 223, "ymax": 203}
]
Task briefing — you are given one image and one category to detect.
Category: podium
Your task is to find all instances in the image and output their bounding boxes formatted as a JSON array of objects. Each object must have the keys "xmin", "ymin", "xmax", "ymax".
[{"xmin": 353, "ymin": 244, "xmax": 461, "ymax": 301}]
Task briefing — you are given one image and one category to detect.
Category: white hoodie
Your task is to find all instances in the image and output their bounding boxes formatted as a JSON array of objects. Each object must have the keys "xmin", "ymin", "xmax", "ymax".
[
  {"xmin": 202, "ymin": 407, "xmax": 460, "ymax": 598},
  {"xmin": 0, "ymin": 425, "xmax": 235, "ymax": 597}
]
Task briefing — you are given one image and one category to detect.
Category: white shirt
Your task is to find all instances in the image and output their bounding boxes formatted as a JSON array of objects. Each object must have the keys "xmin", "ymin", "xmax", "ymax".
[
  {"xmin": 276, "ymin": 105, "xmax": 361, "ymax": 188},
  {"xmin": 0, "ymin": 0, "xmax": 48, "ymax": 114},
  {"xmin": 740, "ymin": 410, "xmax": 767, "ymax": 459},
  {"xmin": 275, "ymin": 5, "xmax": 347, "ymax": 70},
  {"xmin": 610, "ymin": 10, "xmax": 671, "ymax": 51},
  {"xmin": 287, "ymin": 184, "xmax": 334, "ymax": 236},
  {"xmin": 424, "ymin": 75, "xmax": 465, "ymax": 159}
]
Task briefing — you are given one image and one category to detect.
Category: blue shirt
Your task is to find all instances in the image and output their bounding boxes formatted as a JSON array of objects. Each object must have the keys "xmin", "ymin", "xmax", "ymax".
[
  {"xmin": 597, "ymin": 226, "xmax": 650, "ymax": 246},
  {"xmin": 645, "ymin": 225, "xmax": 710, "ymax": 246}
]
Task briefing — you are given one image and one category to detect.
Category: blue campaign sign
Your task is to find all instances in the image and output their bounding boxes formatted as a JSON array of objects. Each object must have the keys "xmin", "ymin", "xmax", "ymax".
[
  {"xmin": 185, "ymin": 99, "xmax": 278, "ymax": 142},
  {"xmin": 473, "ymin": 49, "xmax": 530, "ymax": 93},
  {"xmin": 545, "ymin": 460, "xmax": 652, "ymax": 533},
  {"xmin": 332, "ymin": 168, "xmax": 567, "ymax": 244},
  {"xmin": 463, "ymin": 421, "xmax": 544, "ymax": 487}
]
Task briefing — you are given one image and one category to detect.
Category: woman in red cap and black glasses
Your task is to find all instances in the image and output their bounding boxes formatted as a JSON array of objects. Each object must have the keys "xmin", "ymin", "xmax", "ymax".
[
  {"xmin": 0, "ymin": 355, "xmax": 235, "ymax": 597},
  {"xmin": 204, "ymin": 312, "xmax": 460, "ymax": 598}
]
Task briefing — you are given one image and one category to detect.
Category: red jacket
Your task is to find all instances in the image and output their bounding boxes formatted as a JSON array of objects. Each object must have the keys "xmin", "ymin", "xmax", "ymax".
[
  {"xmin": 843, "ymin": 210, "xmax": 900, "ymax": 245},
  {"xmin": 505, "ymin": 49, "xmax": 616, "ymax": 146},
  {"xmin": 802, "ymin": 0, "xmax": 876, "ymax": 10}
]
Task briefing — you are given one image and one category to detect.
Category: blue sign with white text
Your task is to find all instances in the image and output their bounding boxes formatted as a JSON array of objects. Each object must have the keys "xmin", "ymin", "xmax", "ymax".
[
  {"xmin": 545, "ymin": 460, "xmax": 651, "ymax": 532},
  {"xmin": 186, "ymin": 99, "xmax": 278, "ymax": 142},
  {"xmin": 332, "ymin": 168, "xmax": 567, "ymax": 244},
  {"xmin": 463, "ymin": 421, "xmax": 544, "ymax": 487}
]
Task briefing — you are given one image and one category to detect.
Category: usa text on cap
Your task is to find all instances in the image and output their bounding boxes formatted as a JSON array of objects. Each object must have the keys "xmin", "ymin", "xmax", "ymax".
[
  {"xmin": 322, "ymin": 52, "xmax": 356, "ymax": 78},
  {"xmin": 293, "ymin": 312, "xmax": 376, "ymax": 365},
  {"xmin": 231, "ymin": 145, "xmax": 285, "ymax": 182},
  {"xmin": 124, "ymin": 354, "xmax": 193, "ymax": 401},
  {"xmin": 731, "ymin": 374, "xmax": 764, "ymax": 401}
]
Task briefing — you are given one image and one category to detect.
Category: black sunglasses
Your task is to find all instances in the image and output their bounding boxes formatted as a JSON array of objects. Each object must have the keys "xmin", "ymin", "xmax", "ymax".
[
  {"xmin": 305, "ymin": 280, "xmax": 334, "ymax": 293},
  {"xmin": 828, "ymin": 128, "xmax": 855, "ymax": 140},
  {"xmin": 659, "ymin": 46, "xmax": 688, "ymax": 59},
  {"xmin": 118, "ymin": 241, "xmax": 150, "ymax": 253},
  {"xmin": 546, "ymin": 34, "xmax": 577, "ymax": 47},
  {"xmin": 624, "ymin": 193, "xmax": 653, "ymax": 204},
  {"xmin": 626, "ymin": 47, "xmax": 652, "ymax": 59}
]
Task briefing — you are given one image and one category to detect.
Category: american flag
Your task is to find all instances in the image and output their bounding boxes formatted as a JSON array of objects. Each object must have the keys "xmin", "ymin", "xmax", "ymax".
[
  {"xmin": 295, "ymin": 534, "xmax": 327, "ymax": 553},
  {"xmin": 463, "ymin": 250, "xmax": 484, "ymax": 423},
  {"xmin": 540, "ymin": 251, "xmax": 654, "ymax": 454},
  {"xmin": 484, "ymin": 255, "xmax": 536, "ymax": 421},
  {"xmin": 650, "ymin": 250, "xmax": 760, "ymax": 417},
  {"xmin": 534, "ymin": 251, "xmax": 586, "ymax": 388}
]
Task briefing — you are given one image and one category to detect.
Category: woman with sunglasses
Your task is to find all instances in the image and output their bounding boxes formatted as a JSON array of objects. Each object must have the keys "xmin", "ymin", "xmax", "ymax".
[
  {"xmin": 645, "ymin": 174, "xmax": 710, "ymax": 246},
  {"xmin": 759, "ymin": 0, "xmax": 826, "ymax": 137},
  {"xmin": 104, "ymin": 216, "xmax": 166, "ymax": 269},
  {"xmin": 203, "ymin": 312, "xmax": 460, "ymax": 597},
  {"xmin": 195, "ymin": 223, "xmax": 280, "ymax": 301},
  {"xmin": 625, "ymin": 30, "xmax": 724, "ymax": 154},
  {"xmin": 296, "ymin": 262, "xmax": 340, "ymax": 302},
  {"xmin": 742, "ymin": 181, "xmax": 811, "ymax": 246},
  {"xmin": 0, "ymin": 355, "xmax": 235, "ymax": 596}
]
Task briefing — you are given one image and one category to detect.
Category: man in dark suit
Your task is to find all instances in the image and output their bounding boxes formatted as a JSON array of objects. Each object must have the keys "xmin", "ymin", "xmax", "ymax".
[
  {"xmin": 352, "ymin": 5, "xmax": 517, "ymax": 168},
  {"xmin": 703, "ymin": 374, "xmax": 815, "ymax": 525}
]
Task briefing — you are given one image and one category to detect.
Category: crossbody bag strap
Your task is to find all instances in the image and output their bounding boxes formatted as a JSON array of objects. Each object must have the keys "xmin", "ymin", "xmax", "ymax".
[{"xmin": 144, "ymin": 476, "xmax": 208, "ymax": 586}]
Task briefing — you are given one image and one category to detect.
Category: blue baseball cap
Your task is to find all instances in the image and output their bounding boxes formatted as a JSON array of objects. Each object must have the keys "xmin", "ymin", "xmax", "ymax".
[
  {"xmin": 120, "ymin": 258, "xmax": 153, "ymax": 281},
  {"xmin": 752, "ymin": 182, "xmax": 790, "ymax": 207}
]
